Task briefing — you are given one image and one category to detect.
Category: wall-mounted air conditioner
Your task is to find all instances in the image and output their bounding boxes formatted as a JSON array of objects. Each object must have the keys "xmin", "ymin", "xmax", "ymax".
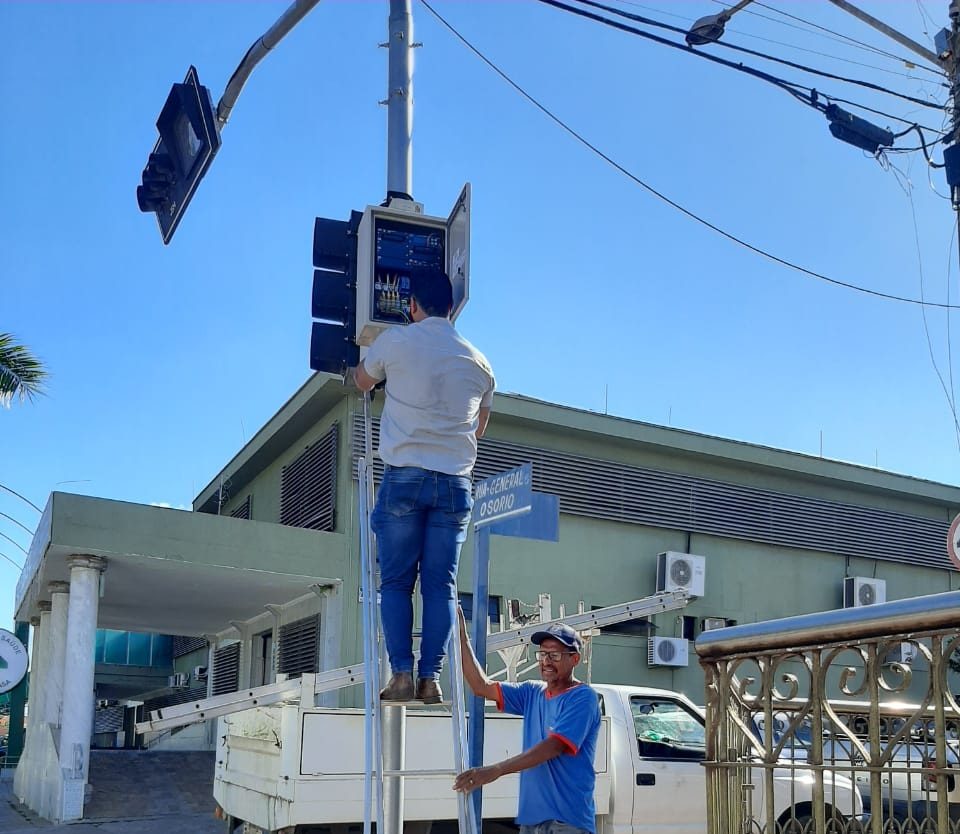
[
  {"xmin": 194, "ymin": 665, "xmax": 209, "ymax": 681},
  {"xmin": 167, "ymin": 672, "xmax": 189, "ymax": 689},
  {"xmin": 883, "ymin": 642, "xmax": 917, "ymax": 666},
  {"xmin": 656, "ymin": 552, "xmax": 706, "ymax": 598},
  {"xmin": 843, "ymin": 576, "xmax": 886, "ymax": 608},
  {"xmin": 647, "ymin": 636, "xmax": 689, "ymax": 668}
]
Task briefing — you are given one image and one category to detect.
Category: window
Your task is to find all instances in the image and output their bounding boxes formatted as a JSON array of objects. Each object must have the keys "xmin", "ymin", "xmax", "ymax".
[
  {"xmin": 458, "ymin": 593, "xmax": 501, "ymax": 627},
  {"xmin": 280, "ymin": 424, "xmax": 338, "ymax": 531},
  {"xmin": 591, "ymin": 606, "xmax": 654, "ymax": 637},
  {"xmin": 631, "ymin": 695, "xmax": 706, "ymax": 760},
  {"xmin": 211, "ymin": 643, "xmax": 241, "ymax": 696},
  {"xmin": 277, "ymin": 615, "xmax": 321, "ymax": 678}
]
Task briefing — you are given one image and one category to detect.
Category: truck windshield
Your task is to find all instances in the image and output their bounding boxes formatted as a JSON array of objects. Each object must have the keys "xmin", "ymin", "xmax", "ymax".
[{"xmin": 631, "ymin": 696, "xmax": 706, "ymax": 760}]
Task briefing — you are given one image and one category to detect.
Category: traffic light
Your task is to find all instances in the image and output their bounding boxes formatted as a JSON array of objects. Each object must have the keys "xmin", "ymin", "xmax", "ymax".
[
  {"xmin": 137, "ymin": 66, "xmax": 221, "ymax": 245},
  {"xmin": 310, "ymin": 211, "xmax": 362, "ymax": 376}
]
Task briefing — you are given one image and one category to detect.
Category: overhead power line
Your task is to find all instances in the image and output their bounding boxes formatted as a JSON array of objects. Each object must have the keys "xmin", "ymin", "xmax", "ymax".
[
  {"xmin": 732, "ymin": 0, "xmax": 944, "ymax": 75},
  {"xmin": 0, "ymin": 483, "xmax": 41, "ymax": 513},
  {"xmin": 0, "ymin": 550, "xmax": 23, "ymax": 571},
  {"xmin": 548, "ymin": 0, "xmax": 945, "ymax": 111},
  {"xmin": 419, "ymin": 0, "xmax": 960, "ymax": 309}
]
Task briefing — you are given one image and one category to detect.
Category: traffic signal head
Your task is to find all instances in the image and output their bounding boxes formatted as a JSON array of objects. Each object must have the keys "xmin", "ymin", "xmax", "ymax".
[
  {"xmin": 137, "ymin": 66, "xmax": 221, "ymax": 244},
  {"xmin": 310, "ymin": 212, "xmax": 362, "ymax": 376}
]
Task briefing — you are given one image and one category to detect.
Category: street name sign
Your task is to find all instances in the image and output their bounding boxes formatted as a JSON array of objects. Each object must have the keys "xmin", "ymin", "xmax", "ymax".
[
  {"xmin": 473, "ymin": 462, "xmax": 532, "ymax": 528},
  {"xmin": 0, "ymin": 627, "xmax": 28, "ymax": 695}
]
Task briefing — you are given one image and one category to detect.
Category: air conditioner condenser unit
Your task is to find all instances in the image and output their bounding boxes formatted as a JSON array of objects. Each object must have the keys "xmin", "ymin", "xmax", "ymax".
[
  {"xmin": 647, "ymin": 636, "xmax": 689, "ymax": 668},
  {"xmin": 656, "ymin": 552, "xmax": 706, "ymax": 598},
  {"xmin": 843, "ymin": 576, "xmax": 886, "ymax": 608}
]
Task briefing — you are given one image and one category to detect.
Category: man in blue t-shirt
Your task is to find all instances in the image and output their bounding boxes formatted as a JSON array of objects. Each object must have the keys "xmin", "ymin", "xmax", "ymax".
[{"xmin": 453, "ymin": 610, "xmax": 601, "ymax": 834}]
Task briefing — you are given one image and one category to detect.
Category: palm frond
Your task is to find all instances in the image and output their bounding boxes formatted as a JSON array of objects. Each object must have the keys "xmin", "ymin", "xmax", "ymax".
[{"xmin": 0, "ymin": 333, "xmax": 48, "ymax": 408}]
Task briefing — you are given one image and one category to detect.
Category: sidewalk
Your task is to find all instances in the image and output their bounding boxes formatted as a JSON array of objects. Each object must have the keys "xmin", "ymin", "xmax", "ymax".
[{"xmin": 0, "ymin": 776, "xmax": 226, "ymax": 833}]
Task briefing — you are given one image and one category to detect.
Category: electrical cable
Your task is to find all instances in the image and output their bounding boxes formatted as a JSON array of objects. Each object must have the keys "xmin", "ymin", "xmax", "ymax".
[
  {"xmin": 419, "ymin": 0, "xmax": 960, "ymax": 309},
  {"xmin": 0, "ymin": 550, "xmax": 23, "ymax": 571},
  {"xmin": 0, "ymin": 509, "xmax": 33, "ymax": 536},
  {"xmin": 741, "ymin": 0, "xmax": 944, "ymax": 75},
  {"xmin": 553, "ymin": 0, "xmax": 945, "ymax": 110},
  {"xmin": 0, "ymin": 529, "xmax": 27, "ymax": 555},
  {"xmin": 946, "ymin": 217, "xmax": 958, "ymax": 436},
  {"xmin": 615, "ymin": 0, "xmax": 932, "ymax": 80},
  {"xmin": 890, "ymin": 160, "xmax": 960, "ymax": 447},
  {"xmin": 0, "ymin": 483, "xmax": 41, "ymax": 513}
]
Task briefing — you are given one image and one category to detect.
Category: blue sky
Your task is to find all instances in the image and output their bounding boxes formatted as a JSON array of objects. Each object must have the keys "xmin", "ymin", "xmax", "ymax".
[{"xmin": 3, "ymin": 0, "xmax": 959, "ymax": 629}]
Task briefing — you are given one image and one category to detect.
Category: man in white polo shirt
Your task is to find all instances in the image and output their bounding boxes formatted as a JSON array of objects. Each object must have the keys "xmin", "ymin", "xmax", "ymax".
[{"xmin": 353, "ymin": 268, "xmax": 495, "ymax": 703}]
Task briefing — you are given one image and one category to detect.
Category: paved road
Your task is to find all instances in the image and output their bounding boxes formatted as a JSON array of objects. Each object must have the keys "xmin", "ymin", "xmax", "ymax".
[{"xmin": 0, "ymin": 776, "xmax": 226, "ymax": 833}]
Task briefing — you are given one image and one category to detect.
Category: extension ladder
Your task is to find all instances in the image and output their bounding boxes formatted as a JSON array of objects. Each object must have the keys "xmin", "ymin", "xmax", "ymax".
[{"xmin": 357, "ymin": 390, "xmax": 479, "ymax": 834}]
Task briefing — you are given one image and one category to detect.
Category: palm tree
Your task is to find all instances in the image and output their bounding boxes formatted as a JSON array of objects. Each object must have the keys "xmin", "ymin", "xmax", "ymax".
[{"xmin": 0, "ymin": 333, "xmax": 47, "ymax": 407}]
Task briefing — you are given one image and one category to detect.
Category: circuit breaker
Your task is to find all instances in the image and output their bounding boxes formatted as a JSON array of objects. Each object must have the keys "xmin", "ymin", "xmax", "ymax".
[{"xmin": 355, "ymin": 183, "xmax": 470, "ymax": 345}]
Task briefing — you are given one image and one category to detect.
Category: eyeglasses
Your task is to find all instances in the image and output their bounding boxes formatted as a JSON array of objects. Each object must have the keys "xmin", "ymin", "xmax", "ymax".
[{"xmin": 535, "ymin": 650, "xmax": 578, "ymax": 662}]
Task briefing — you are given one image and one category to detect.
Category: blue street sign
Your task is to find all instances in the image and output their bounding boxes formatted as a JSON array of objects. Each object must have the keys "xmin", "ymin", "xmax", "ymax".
[
  {"xmin": 490, "ymin": 493, "xmax": 560, "ymax": 542},
  {"xmin": 473, "ymin": 462, "xmax": 532, "ymax": 528}
]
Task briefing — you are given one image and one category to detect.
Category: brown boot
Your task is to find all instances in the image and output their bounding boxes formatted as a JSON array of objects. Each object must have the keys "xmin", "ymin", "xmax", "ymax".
[
  {"xmin": 416, "ymin": 677, "xmax": 442, "ymax": 704},
  {"xmin": 380, "ymin": 672, "xmax": 414, "ymax": 702}
]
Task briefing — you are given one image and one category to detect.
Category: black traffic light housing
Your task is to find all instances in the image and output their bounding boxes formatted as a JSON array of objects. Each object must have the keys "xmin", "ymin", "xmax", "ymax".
[
  {"xmin": 310, "ymin": 211, "xmax": 363, "ymax": 376},
  {"xmin": 137, "ymin": 66, "xmax": 221, "ymax": 245}
]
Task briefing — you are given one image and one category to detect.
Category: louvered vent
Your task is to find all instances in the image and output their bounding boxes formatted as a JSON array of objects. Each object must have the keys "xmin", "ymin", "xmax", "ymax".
[
  {"xmin": 277, "ymin": 614, "xmax": 320, "ymax": 678},
  {"xmin": 211, "ymin": 642, "xmax": 241, "ymax": 696},
  {"xmin": 94, "ymin": 704, "xmax": 125, "ymax": 733},
  {"xmin": 280, "ymin": 424, "xmax": 338, "ymax": 531},
  {"xmin": 230, "ymin": 495, "xmax": 252, "ymax": 520},
  {"xmin": 351, "ymin": 415, "xmax": 950, "ymax": 570},
  {"xmin": 172, "ymin": 635, "xmax": 207, "ymax": 658},
  {"xmin": 142, "ymin": 686, "xmax": 207, "ymax": 714}
]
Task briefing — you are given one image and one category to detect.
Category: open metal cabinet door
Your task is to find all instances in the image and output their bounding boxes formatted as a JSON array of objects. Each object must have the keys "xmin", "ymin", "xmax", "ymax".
[{"xmin": 446, "ymin": 182, "xmax": 471, "ymax": 322}]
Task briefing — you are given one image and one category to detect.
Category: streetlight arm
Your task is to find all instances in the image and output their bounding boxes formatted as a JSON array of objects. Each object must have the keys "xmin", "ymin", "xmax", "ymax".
[
  {"xmin": 825, "ymin": 0, "xmax": 941, "ymax": 68},
  {"xmin": 217, "ymin": 0, "xmax": 323, "ymax": 128}
]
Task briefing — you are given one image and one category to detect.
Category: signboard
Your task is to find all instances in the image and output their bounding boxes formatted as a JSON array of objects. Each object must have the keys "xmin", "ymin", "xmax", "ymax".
[
  {"xmin": 473, "ymin": 463, "xmax": 532, "ymax": 528},
  {"xmin": 949, "ymin": 512, "xmax": 960, "ymax": 571},
  {"xmin": 0, "ymin": 628, "xmax": 28, "ymax": 694}
]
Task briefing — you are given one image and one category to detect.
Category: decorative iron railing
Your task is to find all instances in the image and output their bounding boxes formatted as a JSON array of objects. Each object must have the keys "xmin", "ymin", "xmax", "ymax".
[{"xmin": 696, "ymin": 590, "xmax": 960, "ymax": 834}]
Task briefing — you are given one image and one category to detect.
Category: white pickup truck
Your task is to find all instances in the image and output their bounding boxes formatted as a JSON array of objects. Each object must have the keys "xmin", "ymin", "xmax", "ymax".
[{"xmin": 216, "ymin": 682, "xmax": 862, "ymax": 834}]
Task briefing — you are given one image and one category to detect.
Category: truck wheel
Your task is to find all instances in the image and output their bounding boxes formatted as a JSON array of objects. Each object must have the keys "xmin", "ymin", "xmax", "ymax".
[{"xmin": 777, "ymin": 807, "xmax": 847, "ymax": 834}]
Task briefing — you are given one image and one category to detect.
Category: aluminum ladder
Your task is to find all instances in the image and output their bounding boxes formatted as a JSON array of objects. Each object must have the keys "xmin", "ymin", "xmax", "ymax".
[{"xmin": 357, "ymin": 390, "xmax": 479, "ymax": 834}]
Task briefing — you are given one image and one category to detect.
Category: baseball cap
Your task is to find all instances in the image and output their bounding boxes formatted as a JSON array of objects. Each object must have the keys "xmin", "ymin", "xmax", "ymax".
[{"xmin": 531, "ymin": 623, "xmax": 582, "ymax": 652}]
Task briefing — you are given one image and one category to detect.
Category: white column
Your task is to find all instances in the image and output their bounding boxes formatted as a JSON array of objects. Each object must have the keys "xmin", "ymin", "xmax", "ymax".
[
  {"xmin": 12, "ymin": 615, "xmax": 42, "ymax": 804},
  {"xmin": 58, "ymin": 554, "xmax": 106, "ymax": 822},
  {"xmin": 44, "ymin": 581, "xmax": 70, "ymax": 727},
  {"xmin": 23, "ymin": 602, "xmax": 52, "ymax": 812}
]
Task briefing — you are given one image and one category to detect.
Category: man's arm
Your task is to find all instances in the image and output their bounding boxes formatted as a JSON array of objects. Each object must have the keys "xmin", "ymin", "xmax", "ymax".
[
  {"xmin": 352, "ymin": 361, "xmax": 381, "ymax": 393},
  {"xmin": 476, "ymin": 406, "xmax": 491, "ymax": 439},
  {"xmin": 452, "ymin": 736, "xmax": 568, "ymax": 793},
  {"xmin": 457, "ymin": 606, "xmax": 499, "ymax": 702}
]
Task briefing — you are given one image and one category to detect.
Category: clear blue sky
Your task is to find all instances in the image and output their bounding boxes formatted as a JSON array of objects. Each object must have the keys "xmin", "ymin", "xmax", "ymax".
[{"xmin": 3, "ymin": 0, "xmax": 959, "ymax": 629}]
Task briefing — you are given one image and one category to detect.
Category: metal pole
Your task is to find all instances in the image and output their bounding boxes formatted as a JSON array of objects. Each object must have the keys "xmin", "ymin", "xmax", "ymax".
[
  {"xmin": 216, "ymin": 0, "xmax": 323, "ymax": 128},
  {"xmin": 825, "ymin": 0, "xmax": 941, "ymax": 66},
  {"xmin": 386, "ymin": 0, "xmax": 414, "ymax": 198},
  {"xmin": 468, "ymin": 523, "xmax": 491, "ymax": 821},
  {"xmin": 382, "ymin": 704, "xmax": 406, "ymax": 834}
]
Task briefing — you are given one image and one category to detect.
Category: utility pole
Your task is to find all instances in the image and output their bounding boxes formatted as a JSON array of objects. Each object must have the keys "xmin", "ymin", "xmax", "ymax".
[
  {"xmin": 386, "ymin": 0, "xmax": 415, "ymax": 200},
  {"xmin": 943, "ymin": 1, "xmax": 960, "ymax": 254}
]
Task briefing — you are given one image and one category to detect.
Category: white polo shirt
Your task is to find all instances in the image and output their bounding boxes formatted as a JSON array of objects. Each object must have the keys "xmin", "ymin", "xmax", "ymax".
[{"xmin": 363, "ymin": 317, "xmax": 495, "ymax": 476}]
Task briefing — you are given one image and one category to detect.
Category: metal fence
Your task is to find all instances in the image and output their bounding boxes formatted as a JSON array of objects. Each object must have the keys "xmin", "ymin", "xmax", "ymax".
[{"xmin": 696, "ymin": 590, "xmax": 960, "ymax": 834}]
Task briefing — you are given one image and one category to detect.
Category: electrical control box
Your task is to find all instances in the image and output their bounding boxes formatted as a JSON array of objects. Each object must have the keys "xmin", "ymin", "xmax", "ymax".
[{"xmin": 355, "ymin": 183, "xmax": 470, "ymax": 345}]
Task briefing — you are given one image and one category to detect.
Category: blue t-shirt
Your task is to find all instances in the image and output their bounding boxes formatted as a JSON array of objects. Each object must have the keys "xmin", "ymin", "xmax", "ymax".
[{"xmin": 498, "ymin": 680, "xmax": 601, "ymax": 833}]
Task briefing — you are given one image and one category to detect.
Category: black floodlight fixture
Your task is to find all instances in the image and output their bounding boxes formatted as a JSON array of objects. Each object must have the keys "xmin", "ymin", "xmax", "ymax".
[
  {"xmin": 686, "ymin": 0, "xmax": 755, "ymax": 46},
  {"xmin": 137, "ymin": 66, "xmax": 222, "ymax": 245},
  {"xmin": 825, "ymin": 104, "xmax": 894, "ymax": 154}
]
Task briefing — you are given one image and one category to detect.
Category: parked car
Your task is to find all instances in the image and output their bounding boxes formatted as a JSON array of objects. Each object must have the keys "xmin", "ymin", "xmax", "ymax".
[{"xmin": 754, "ymin": 710, "xmax": 960, "ymax": 826}]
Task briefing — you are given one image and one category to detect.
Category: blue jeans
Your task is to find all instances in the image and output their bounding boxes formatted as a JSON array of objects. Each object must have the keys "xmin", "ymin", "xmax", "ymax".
[
  {"xmin": 520, "ymin": 822, "xmax": 592, "ymax": 834},
  {"xmin": 371, "ymin": 465, "xmax": 473, "ymax": 680}
]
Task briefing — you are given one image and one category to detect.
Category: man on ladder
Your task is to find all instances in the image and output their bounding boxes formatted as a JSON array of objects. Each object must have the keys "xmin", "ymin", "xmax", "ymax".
[{"xmin": 353, "ymin": 266, "xmax": 495, "ymax": 703}]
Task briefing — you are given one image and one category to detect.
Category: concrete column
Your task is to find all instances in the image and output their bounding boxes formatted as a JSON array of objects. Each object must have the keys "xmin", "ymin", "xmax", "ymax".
[
  {"xmin": 13, "ymin": 615, "xmax": 42, "ymax": 804},
  {"xmin": 58, "ymin": 554, "xmax": 106, "ymax": 822},
  {"xmin": 44, "ymin": 581, "xmax": 70, "ymax": 727},
  {"xmin": 31, "ymin": 602, "xmax": 53, "ymax": 735},
  {"xmin": 23, "ymin": 602, "xmax": 52, "ymax": 812}
]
